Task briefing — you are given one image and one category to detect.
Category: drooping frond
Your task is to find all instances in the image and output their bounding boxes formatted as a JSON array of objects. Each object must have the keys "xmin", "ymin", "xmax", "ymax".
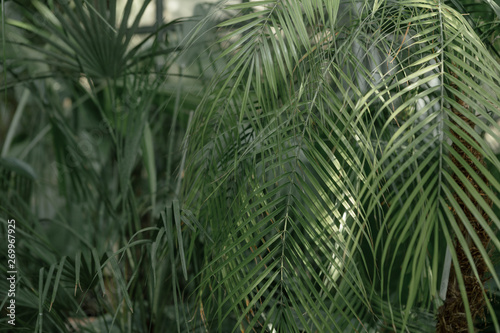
[{"xmin": 184, "ymin": 0, "xmax": 500, "ymax": 331}]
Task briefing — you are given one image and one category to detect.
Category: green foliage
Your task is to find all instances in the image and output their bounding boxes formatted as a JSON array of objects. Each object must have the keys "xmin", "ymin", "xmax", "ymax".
[
  {"xmin": 2, "ymin": 0, "xmax": 500, "ymax": 332},
  {"xmin": 0, "ymin": 0, "xmax": 204, "ymax": 331},
  {"xmin": 184, "ymin": 0, "xmax": 500, "ymax": 332}
]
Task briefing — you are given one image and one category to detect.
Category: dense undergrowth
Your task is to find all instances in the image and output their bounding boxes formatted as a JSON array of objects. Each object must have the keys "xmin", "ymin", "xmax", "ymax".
[{"xmin": 1, "ymin": 0, "xmax": 500, "ymax": 332}]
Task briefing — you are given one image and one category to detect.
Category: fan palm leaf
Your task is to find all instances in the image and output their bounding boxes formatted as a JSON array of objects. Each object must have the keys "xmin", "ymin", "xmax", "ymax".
[{"xmin": 5, "ymin": 0, "xmax": 173, "ymax": 79}]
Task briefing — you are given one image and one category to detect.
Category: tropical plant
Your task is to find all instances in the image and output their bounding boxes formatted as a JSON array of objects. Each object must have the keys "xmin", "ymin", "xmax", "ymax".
[
  {"xmin": 0, "ymin": 0, "xmax": 206, "ymax": 331},
  {"xmin": 183, "ymin": 0, "xmax": 500, "ymax": 332}
]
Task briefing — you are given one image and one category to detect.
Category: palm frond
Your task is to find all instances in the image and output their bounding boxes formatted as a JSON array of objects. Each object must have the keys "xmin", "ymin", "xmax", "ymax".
[{"xmin": 185, "ymin": 0, "xmax": 500, "ymax": 331}]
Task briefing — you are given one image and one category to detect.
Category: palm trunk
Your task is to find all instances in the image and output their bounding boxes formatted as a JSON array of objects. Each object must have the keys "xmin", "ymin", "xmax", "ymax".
[{"xmin": 437, "ymin": 71, "xmax": 493, "ymax": 332}]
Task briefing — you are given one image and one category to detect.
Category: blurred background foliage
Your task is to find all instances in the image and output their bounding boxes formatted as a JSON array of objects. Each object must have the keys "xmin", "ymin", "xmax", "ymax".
[
  {"xmin": 0, "ymin": 0, "xmax": 216, "ymax": 331},
  {"xmin": 0, "ymin": 0, "xmax": 499, "ymax": 332}
]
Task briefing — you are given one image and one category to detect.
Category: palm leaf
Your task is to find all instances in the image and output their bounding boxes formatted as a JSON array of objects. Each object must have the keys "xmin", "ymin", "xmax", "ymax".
[{"xmin": 185, "ymin": 0, "xmax": 500, "ymax": 331}]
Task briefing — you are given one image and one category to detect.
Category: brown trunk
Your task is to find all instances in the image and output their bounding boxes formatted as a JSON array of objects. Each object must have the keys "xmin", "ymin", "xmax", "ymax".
[{"xmin": 436, "ymin": 71, "xmax": 493, "ymax": 332}]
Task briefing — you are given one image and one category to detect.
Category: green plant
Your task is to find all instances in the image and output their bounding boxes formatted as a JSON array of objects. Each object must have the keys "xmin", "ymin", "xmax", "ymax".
[
  {"xmin": 184, "ymin": 0, "xmax": 500, "ymax": 331},
  {"xmin": 0, "ymin": 0, "xmax": 205, "ymax": 331}
]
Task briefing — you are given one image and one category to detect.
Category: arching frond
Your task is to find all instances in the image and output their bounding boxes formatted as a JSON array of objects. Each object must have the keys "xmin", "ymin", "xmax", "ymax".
[{"xmin": 184, "ymin": 0, "xmax": 500, "ymax": 331}]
